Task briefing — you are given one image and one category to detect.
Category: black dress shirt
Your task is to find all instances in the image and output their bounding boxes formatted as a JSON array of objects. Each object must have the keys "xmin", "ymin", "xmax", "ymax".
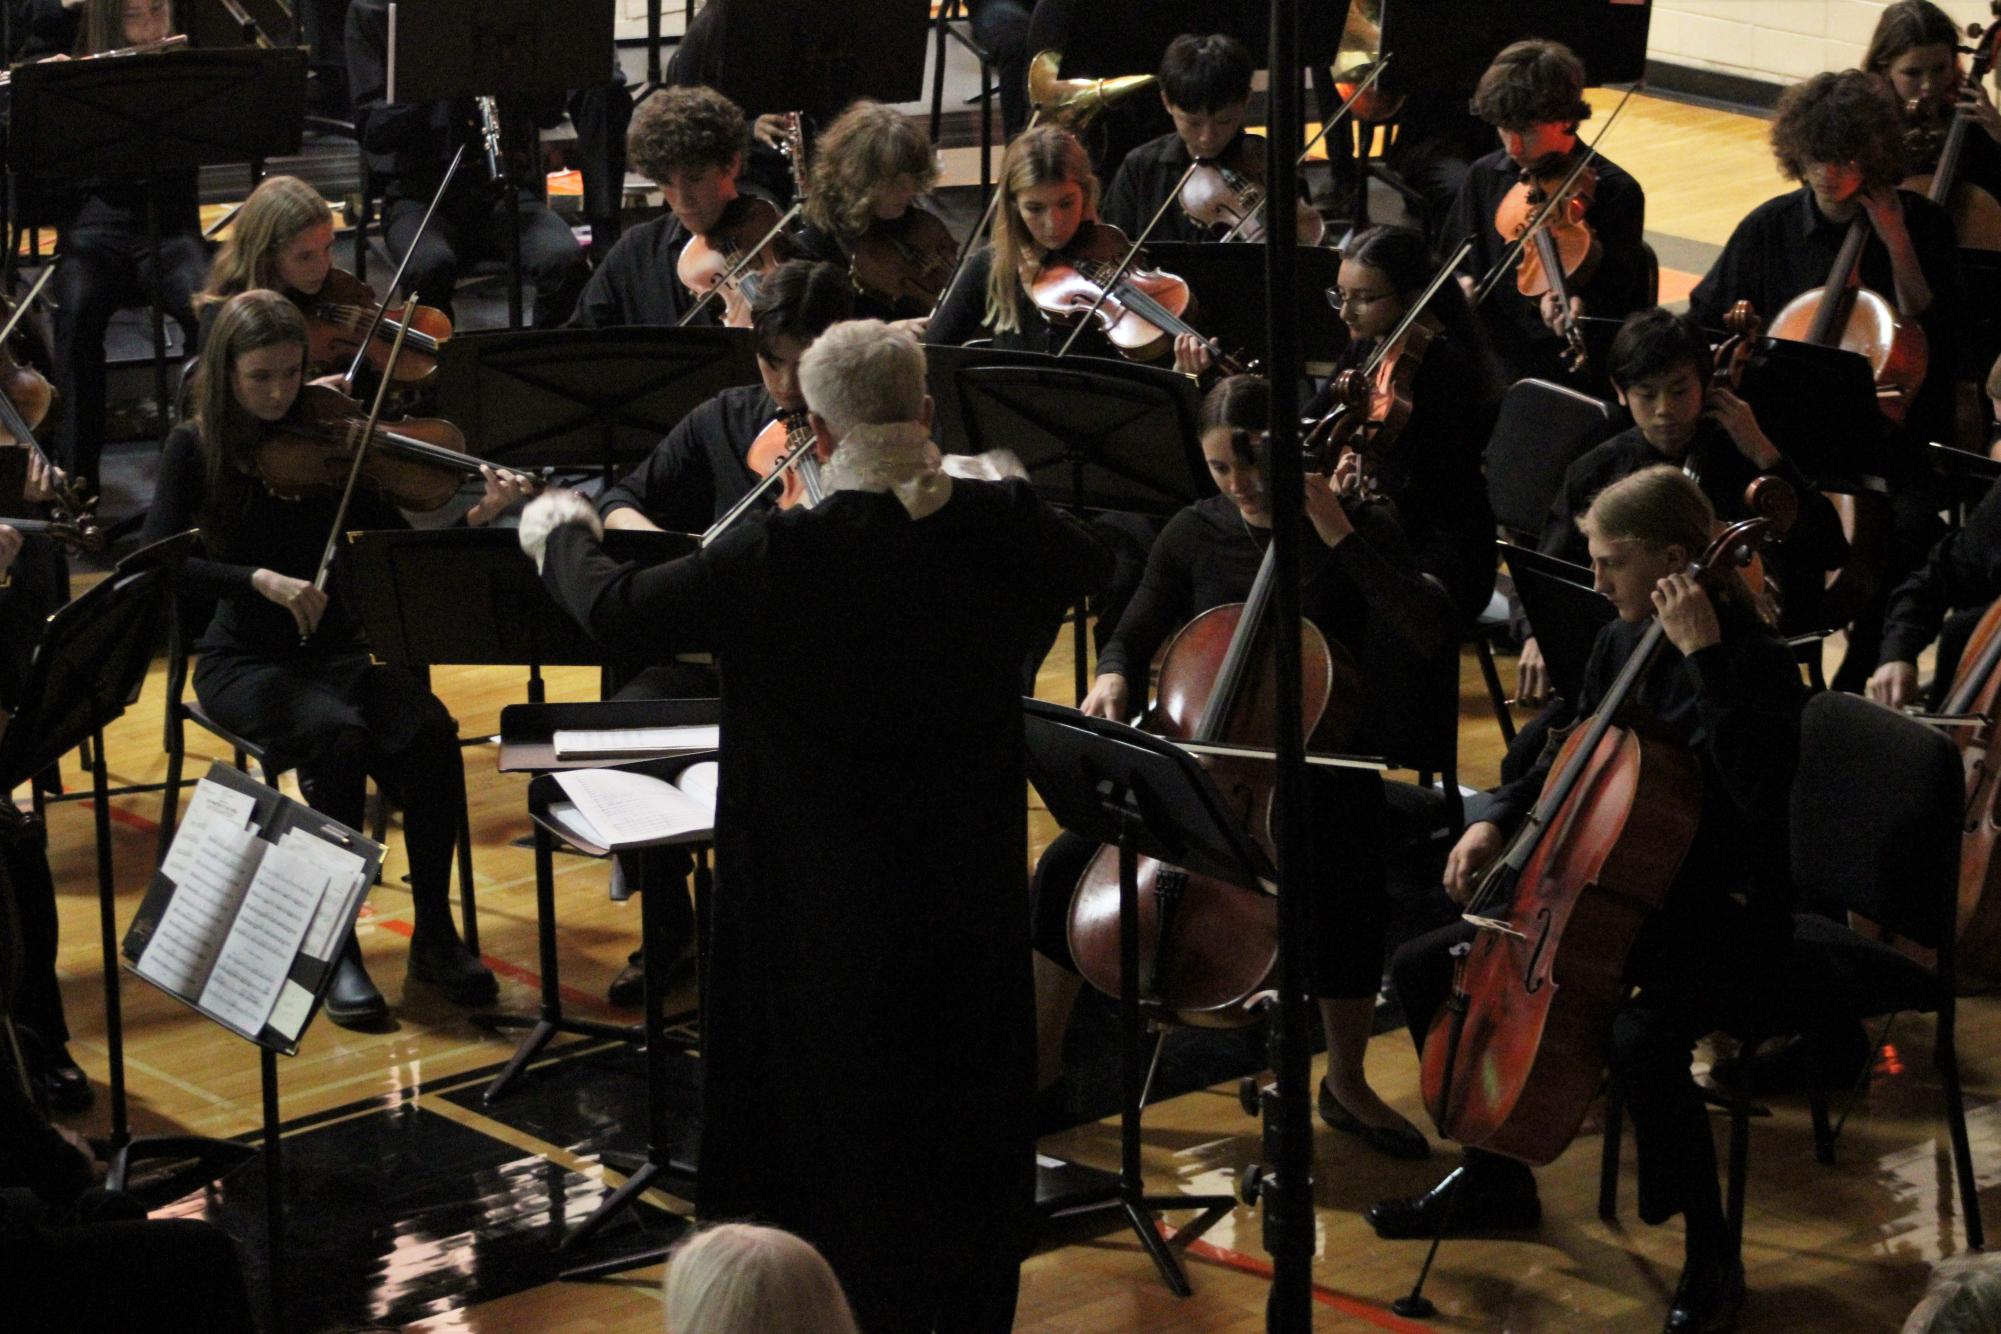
[
  {"xmin": 568, "ymin": 215, "xmax": 715, "ymax": 330},
  {"xmin": 597, "ymin": 383, "xmax": 777, "ymax": 533},
  {"xmin": 1881, "ymin": 473, "xmax": 2001, "ymax": 666}
]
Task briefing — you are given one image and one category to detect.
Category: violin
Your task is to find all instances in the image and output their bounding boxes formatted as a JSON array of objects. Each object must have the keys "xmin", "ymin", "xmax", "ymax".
[
  {"xmin": 254, "ymin": 384, "xmax": 533, "ymax": 513},
  {"xmin": 744, "ymin": 411, "xmax": 828, "ymax": 511},
  {"xmin": 1420, "ymin": 517, "xmax": 1782, "ymax": 1163},
  {"xmin": 1177, "ymin": 133, "xmax": 1327, "ymax": 246},
  {"xmin": 1024, "ymin": 222, "xmax": 1246, "ymax": 372},
  {"xmin": 677, "ymin": 195, "xmax": 798, "ymax": 329},
  {"xmin": 0, "ymin": 272, "xmax": 92, "ymax": 522},
  {"xmin": 848, "ymin": 207, "xmax": 959, "ymax": 319},
  {"xmin": 1066, "ymin": 479, "xmax": 1363, "ymax": 1025},
  {"xmin": 1494, "ymin": 159, "xmax": 1599, "ymax": 373},
  {"xmin": 1302, "ymin": 312, "xmax": 1439, "ymax": 503},
  {"xmin": 304, "ymin": 268, "xmax": 453, "ymax": 386},
  {"xmin": 1900, "ymin": 4, "xmax": 2001, "ymax": 253}
]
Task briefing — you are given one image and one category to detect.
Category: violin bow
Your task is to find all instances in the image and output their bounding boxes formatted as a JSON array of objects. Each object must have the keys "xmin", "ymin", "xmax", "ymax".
[
  {"xmin": 304, "ymin": 304, "xmax": 418, "ymax": 642},
  {"xmin": 1471, "ymin": 84, "xmax": 1637, "ymax": 308},
  {"xmin": 1223, "ymin": 56, "xmax": 1391, "ymax": 242},
  {"xmin": 342, "ymin": 144, "xmax": 466, "ymax": 393},
  {"xmin": 1051, "ymin": 164, "xmax": 1210, "ymax": 360},
  {"xmin": 701, "ymin": 421, "xmax": 816, "ymax": 547},
  {"xmin": 676, "ymin": 201, "xmax": 804, "ymax": 327},
  {"xmin": 1360, "ymin": 237, "xmax": 1473, "ymax": 378}
]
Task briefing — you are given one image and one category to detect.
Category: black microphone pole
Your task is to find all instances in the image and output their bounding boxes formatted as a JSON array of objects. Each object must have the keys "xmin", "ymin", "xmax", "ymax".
[{"xmin": 1257, "ymin": 0, "xmax": 1316, "ymax": 1328}]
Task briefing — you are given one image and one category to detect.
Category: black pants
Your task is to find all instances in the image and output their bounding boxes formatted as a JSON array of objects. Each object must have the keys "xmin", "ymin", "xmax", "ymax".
[
  {"xmin": 969, "ymin": 0, "xmax": 1033, "ymax": 139},
  {"xmin": 4, "ymin": 812, "xmax": 66, "ymax": 1050},
  {"xmin": 384, "ymin": 187, "xmax": 587, "ymax": 330},
  {"xmin": 847, "ymin": 1252, "xmax": 1019, "ymax": 1334},
  {"xmin": 1031, "ymin": 767, "xmax": 1392, "ymax": 1001},
  {"xmin": 51, "ymin": 219, "xmax": 204, "ymax": 485},
  {"xmin": 1391, "ymin": 907, "xmax": 1763, "ymax": 1226},
  {"xmin": 2, "ymin": 1192, "xmax": 256, "ymax": 1334},
  {"xmin": 193, "ymin": 649, "xmax": 465, "ymax": 924}
]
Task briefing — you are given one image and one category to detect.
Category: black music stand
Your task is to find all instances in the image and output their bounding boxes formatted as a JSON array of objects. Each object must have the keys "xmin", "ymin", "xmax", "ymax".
[
  {"xmin": 10, "ymin": 48, "xmax": 306, "ymax": 423},
  {"xmin": 385, "ymin": 0, "xmax": 615, "ymax": 326},
  {"xmin": 1500, "ymin": 542, "xmax": 1608, "ymax": 706},
  {"xmin": 483, "ymin": 699, "xmax": 719, "ymax": 1113},
  {"xmin": 710, "ymin": 0, "xmax": 929, "ymax": 122},
  {"xmin": 1140, "ymin": 243, "xmax": 1348, "ymax": 372},
  {"xmin": 1730, "ymin": 337, "xmax": 1899, "ymax": 492},
  {"xmin": 930, "ymin": 347, "xmax": 1211, "ymax": 700},
  {"xmin": 0, "ymin": 532, "xmax": 253, "ymax": 1200},
  {"xmin": 1021, "ymin": 700, "xmax": 1249, "ymax": 1296},
  {"xmin": 434, "ymin": 327, "xmax": 760, "ymax": 487}
]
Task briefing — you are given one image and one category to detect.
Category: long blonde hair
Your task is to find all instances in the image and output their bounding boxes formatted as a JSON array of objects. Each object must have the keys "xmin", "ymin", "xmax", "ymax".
[
  {"xmin": 983, "ymin": 125, "xmax": 1100, "ymax": 335},
  {"xmin": 803, "ymin": 101, "xmax": 939, "ymax": 245},
  {"xmin": 202, "ymin": 176, "xmax": 334, "ymax": 307},
  {"xmin": 661, "ymin": 1224, "xmax": 858, "ymax": 1334},
  {"xmin": 1579, "ymin": 465, "xmax": 1764, "ymax": 621},
  {"xmin": 191, "ymin": 291, "xmax": 309, "ymax": 529}
]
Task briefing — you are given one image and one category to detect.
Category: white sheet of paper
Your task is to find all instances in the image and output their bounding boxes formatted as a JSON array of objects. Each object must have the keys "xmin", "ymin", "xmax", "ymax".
[
  {"xmin": 197, "ymin": 841, "xmax": 330, "ymax": 1038},
  {"xmin": 675, "ymin": 761, "xmax": 718, "ymax": 812},
  {"xmin": 281, "ymin": 829, "xmax": 371, "ymax": 961},
  {"xmin": 159, "ymin": 780, "xmax": 258, "ymax": 886},
  {"xmin": 135, "ymin": 822, "xmax": 267, "ymax": 997},
  {"xmin": 552, "ymin": 725, "xmax": 720, "ymax": 761},
  {"xmin": 266, "ymin": 979, "xmax": 317, "ymax": 1042},
  {"xmin": 553, "ymin": 768, "xmax": 713, "ymax": 848}
]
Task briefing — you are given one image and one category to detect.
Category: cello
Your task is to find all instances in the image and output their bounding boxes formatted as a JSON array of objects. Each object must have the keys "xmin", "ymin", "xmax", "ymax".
[
  {"xmin": 1919, "ymin": 592, "xmax": 2001, "ymax": 988},
  {"xmin": 1900, "ymin": 3, "xmax": 2001, "ymax": 254},
  {"xmin": 1420, "ymin": 518, "xmax": 1781, "ymax": 1162},
  {"xmin": 1065, "ymin": 453, "xmax": 1363, "ymax": 1027}
]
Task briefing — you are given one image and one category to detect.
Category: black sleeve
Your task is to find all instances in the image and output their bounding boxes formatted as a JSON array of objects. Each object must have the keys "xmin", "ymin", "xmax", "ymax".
[
  {"xmin": 1101, "ymin": 156, "xmax": 1145, "ymax": 236},
  {"xmin": 1330, "ymin": 505, "xmax": 1456, "ymax": 666},
  {"xmin": 566, "ymin": 256, "xmax": 628, "ymax": 330},
  {"xmin": 1094, "ymin": 508, "xmax": 1199, "ymax": 685},
  {"xmin": 927, "ymin": 247, "xmax": 995, "ymax": 347},
  {"xmin": 1010, "ymin": 478, "xmax": 1115, "ymax": 611},
  {"xmin": 1576, "ymin": 169, "xmax": 1647, "ymax": 317},
  {"xmin": 344, "ymin": 1, "xmax": 437, "ymax": 157},
  {"xmin": 597, "ymin": 403, "xmax": 722, "ymax": 531},
  {"xmin": 542, "ymin": 519, "xmax": 730, "ymax": 659},
  {"xmin": 1443, "ymin": 175, "xmax": 1484, "ymax": 273},
  {"xmin": 0, "ymin": 1072, "xmax": 89, "ymax": 1203},
  {"xmin": 1880, "ymin": 481, "xmax": 2001, "ymax": 664},
  {"xmin": 139, "ymin": 429, "xmax": 263, "ymax": 602},
  {"xmin": 1682, "ymin": 631, "xmax": 1805, "ymax": 830},
  {"xmin": 1686, "ymin": 215, "xmax": 1762, "ymax": 333}
]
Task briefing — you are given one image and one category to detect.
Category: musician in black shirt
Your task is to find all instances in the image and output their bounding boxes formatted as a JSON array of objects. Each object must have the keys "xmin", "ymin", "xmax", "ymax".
[
  {"xmin": 1369, "ymin": 466, "xmax": 1806, "ymax": 1334},
  {"xmin": 1870, "ymin": 472, "xmax": 2001, "ymax": 708}
]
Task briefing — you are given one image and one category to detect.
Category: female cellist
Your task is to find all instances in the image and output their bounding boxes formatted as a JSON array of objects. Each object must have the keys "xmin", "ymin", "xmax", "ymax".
[
  {"xmin": 924, "ymin": 124, "xmax": 1214, "ymax": 375},
  {"xmin": 1310, "ymin": 225, "xmax": 1503, "ymax": 625},
  {"xmin": 1869, "ymin": 0, "xmax": 2001, "ymax": 223},
  {"xmin": 1368, "ymin": 466, "xmax": 1806, "ymax": 1334},
  {"xmin": 139, "ymin": 291, "xmax": 529, "ymax": 1027},
  {"xmin": 794, "ymin": 100, "xmax": 954, "ymax": 324},
  {"xmin": 1028, "ymin": 373, "xmax": 1456, "ymax": 1156}
]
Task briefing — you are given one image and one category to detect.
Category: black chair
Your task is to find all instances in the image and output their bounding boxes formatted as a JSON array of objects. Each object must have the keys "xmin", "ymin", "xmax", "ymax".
[
  {"xmin": 1599, "ymin": 692, "xmax": 1981, "ymax": 1255},
  {"xmin": 927, "ymin": 0, "xmax": 995, "ymax": 202},
  {"xmin": 155, "ymin": 606, "xmax": 480, "ymax": 951}
]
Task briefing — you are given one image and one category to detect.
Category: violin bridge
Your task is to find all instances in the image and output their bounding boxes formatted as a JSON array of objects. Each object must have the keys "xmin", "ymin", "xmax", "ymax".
[{"xmin": 1462, "ymin": 913, "xmax": 1529, "ymax": 942}]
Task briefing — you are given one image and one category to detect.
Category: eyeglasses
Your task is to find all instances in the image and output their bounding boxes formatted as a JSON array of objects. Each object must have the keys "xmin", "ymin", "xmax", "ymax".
[{"xmin": 1327, "ymin": 287, "xmax": 1394, "ymax": 311}]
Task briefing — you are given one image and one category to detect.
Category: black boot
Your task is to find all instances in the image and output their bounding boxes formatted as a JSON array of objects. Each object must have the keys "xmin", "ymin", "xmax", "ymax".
[
  {"xmin": 326, "ymin": 934, "xmax": 389, "ymax": 1028},
  {"xmin": 407, "ymin": 925, "xmax": 498, "ymax": 1006},
  {"xmin": 1366, "ymin": 1153, "xmax": 1541, "ymax": 1239},
  {"xmin": 1663, "ymin": 1252, "xmax": 1745, "ymax": 1333},
  {"xmin": 39, "ymin": 1044, "xmax": 92, "ymax": 1113}
]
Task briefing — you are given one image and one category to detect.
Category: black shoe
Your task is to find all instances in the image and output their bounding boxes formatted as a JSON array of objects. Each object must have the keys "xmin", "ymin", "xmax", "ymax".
[
  {"xmin": 606, "ymin": 940, "xmax": 696, "ymax": 1008},
  {"xmin": 326, "ymin": 946, "xmax": 390, "ymax": 1028},
  {"xmin": 1366, "ymin": 1164, "xmax": 1542, "ymax": 1240},
  {"xmin": 407, "ymin": 932, "xmax": 499, "ymax": 1007},
  {"xmin": 1319, "ymin": 1079, "xmax": 1430, "ymax": 1160},
  {"xmin": 40, "ymin": 1046, "xmax": 92, "ymax": 1113},
  {"xmin": 1663, "ymin": 1254, "xmax": 1745, "ymax": 1333}
]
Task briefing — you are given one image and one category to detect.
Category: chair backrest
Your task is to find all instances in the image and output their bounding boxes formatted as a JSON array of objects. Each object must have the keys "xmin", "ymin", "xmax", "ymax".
[
  {"xmin": 1639, "ymin": 240, "xmax": 1661, "ymax": 307},
  {"xmin": 1483, "ymin": 378, "xmax": 1617, "ymax": 541},
  {"xmin": 1791, "ymin": 691, "xmax": 1961, "ymax": 952},
  {"xmin": 1501, "ymin": 543, "xmax": 1609, "ymax": 703}
]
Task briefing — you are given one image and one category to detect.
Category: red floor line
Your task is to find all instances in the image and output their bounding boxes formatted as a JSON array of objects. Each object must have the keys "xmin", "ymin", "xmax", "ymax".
[
  {"xmin": 1160, "ymin": 1223, "xmax": 1433, "ymax": 1333},
  {"xmin": 372, "ymin": 917, "xmax": 619, "ymax": 1017},
  {"xmin": 78, "ymin": 799, "xmax": 161, "ymax": 836}
]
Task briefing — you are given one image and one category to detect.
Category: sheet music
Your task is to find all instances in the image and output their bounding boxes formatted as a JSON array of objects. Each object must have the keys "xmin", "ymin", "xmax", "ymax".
[
  {"xmin": 135, "ymin": 822, "xmax": 267, "ymax": 997},
  {"xmin": 197, "ymin": 840, "xmax": 331, "ymax": 1038},
  {"xmin": 676, "ymin": 761, "xmax": 719, "ymax": 810},
  {"xmin": 282, "ymin": 829, "xmax": 370, "ymax": 961},
  {"xmin": 553, "ymin": 768, "xmax": 714, "ymax": 848},
  {"xmin": 159, "ymin": 779, "xmax": 258, "ymax": 886},
  {"xmin": 552, "ymin": 725, "xmax": 720, "ymax": 761}
]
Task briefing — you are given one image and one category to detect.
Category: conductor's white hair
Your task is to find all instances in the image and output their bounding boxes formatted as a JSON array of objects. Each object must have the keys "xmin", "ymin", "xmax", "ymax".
[
  {"xmin": 661, "ymin": 1223, "xmax": 858, "ymax": 1334},
  {"xmin": 798, "ymin": 318, "xmax": 927, "ymax": 440}
]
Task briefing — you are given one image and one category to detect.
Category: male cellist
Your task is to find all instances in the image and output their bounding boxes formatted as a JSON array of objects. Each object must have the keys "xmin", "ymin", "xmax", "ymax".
[{"xmin": 1368, "ymin": 468, "xmax": 1806, "ymax": 1334}]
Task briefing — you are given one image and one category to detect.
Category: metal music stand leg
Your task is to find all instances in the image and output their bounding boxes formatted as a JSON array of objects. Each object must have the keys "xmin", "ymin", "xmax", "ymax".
[
  {"xmin": 558, "ymin": 847, "xmax": 702, "ymax": 1277},
  {"xmin": 261, "ymin": 1047, "xmax": 287, "ymax": 1334},
  {"xmin": 478, "ymin": 821, "xmax": 640, "ymax": 1104}
]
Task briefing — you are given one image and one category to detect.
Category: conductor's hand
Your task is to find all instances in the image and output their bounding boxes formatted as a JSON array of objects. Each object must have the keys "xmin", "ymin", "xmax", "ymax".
[
  {"xmin": 1515, "ymin": 635, "xmax": 1551, "ymax": 709},
  {"xmin": 753, "ymin": 113, "xmax": 789, "ymax": 150},
  {"xmin": 1444, "ymin": 821, "xmax": 1505, "ymax": 906},
  {"xmin": 1080, "ymin": 673, "xmax": 1130, "ymax": 721},
  {"xmin": 0, "ymin": 525, "xmax": 20, "ymax": 576},
  {"xmin": 1303, "ymin": 471, "xmax": 1352, "ymax": 547},
  {"xmin": 253, "ymin": 569, "xmax": 328, "ymax": 637},
  {"xmin": 1867, "ymin": 659, "xmax": 1919, "ymax": 709},
  {"xmin": 518, "ymin": 487, "xmax": 603, "ymax": 573},
  {"xmin": 1172, "ymin": 333, "xmax": 1214, "ymax": 377},
  {"xmin": 1653, "ymin": 572, "xmax": 1721, "ymax": 657},
  {"xmin": 465, "ymin": 465, "xmax": 538, "ymax": 527}
]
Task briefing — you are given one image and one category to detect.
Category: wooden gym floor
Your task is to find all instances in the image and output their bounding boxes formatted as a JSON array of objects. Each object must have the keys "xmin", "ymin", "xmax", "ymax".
[{"xmin": 31, "ymin": 90, "xmax": 1992, "ymax": 1331}]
